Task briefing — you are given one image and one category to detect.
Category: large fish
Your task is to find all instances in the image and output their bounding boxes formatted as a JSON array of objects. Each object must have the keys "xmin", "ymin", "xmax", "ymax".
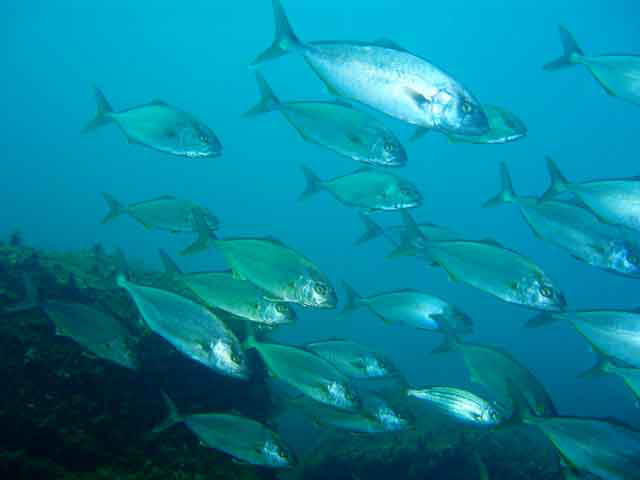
[
  {"xmin": 189, "ymin": 214, "xmax": 336, "ymax": 308},
  {"xmin": 507, "ymin": 382, "xmax": 640, "ymax": 480},
  {"xmin": 158, "ymin": 249, "xmax": 296, "ymax": 326},
  {"xmin": 485, "ymin": 162, "xmax": 640, "ymax": 277},
  {"xmin": 43, "ymin": 301, "xmax": 138, "ymax": 370},
  {"xmin": 246, "ymin": 72, "xmax": 406, "ymax": 167},
  {"xmin": 299, "ymin": 166, "xmax": 422, "ymax": 212},
  {"xmin": 341, "ymin": 282, "xmax": 472, "ymax": 352},
  {"xmin": 244, "ymin": 334, "xmax": 360, "ymax": 411},
  {"xmin": 117, "ymin": 276, "xmax": 248, "ymax": 379},
  {"xmin": 412, "ymin": 104, "xmax": 527, "ymax": 144},
  {"xmin": 304, "ymin": 338, "xmax": 398, "ymax": 379},
  {"xmin": 396, "ymin": 211, "xmax": 566, "ymax": 311},
  {"xmin": 83, "ymin": 87, "xmax": 222, "ymax": 157},
  {"xmin": 407, "ymin": 386, "xmax": 507, "ymax": 426},
  {"xmin": 541, "ymin": 157, "xmax": 640, "ymax": 232},
  {"xmin": 528, "ymin": 309, "xmax": 640, "ymax": 369},
  {"xmin": 155, "ymin": 394, "xmax": 295, "ymax": 468},
  {"xmin": 439, "ymin": 339, "xmax": 557, "ymax": 418},
  {"xmin": 252, "ymin": 1, "xmax": 489, "ymax": 136},
  {"xmin": 544, "ymin": 26, "xmax": 640, "ymax": 106}
]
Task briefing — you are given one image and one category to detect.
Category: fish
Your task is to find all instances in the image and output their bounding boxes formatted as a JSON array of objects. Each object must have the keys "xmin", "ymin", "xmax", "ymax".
[
  {"xmin": 252, "ymin": 0, "xmax": 489, "ymax": 136},
  {"xmin": 82, "ymin": 87, "xmax": 222, "ymax": 157},
  {"xmin": 341, "ymin": 282, "xmax": 472, "ymax": 352},
  {"xmin": 188, "ymin": 213, "xmax": 336, "ymax": 308},
  {"xmin": 544, "ymin": 26, "xmax": 640, "ymax": 106},
  {"xmin": 245, "ymin": 72, "xmax": 406, "ymax": 167},
  {"xmin": 411, "ymin": 104, "xmax": 527, "ymax": 144},
  {"xmin": 407, "ymin": 386, "xmax": 506, "ymax": 426},
  {"xmin": 117, "ymin": 275, "xmax": 248, "ymax": 379},
  {"xmin": 101, "ymin": 193, "xmax": 218, "ymax": 255},
  {"xmin": 42, "ymin": 301, "xmax": 138, "ymax": 370},
  {"xmin": 304, "ymin": 338, "xmax": 398, "ymax": 379},
  {"xmin": 507, "ymin": 381, "xmax": 640, "ymax": 480},
  {"xmin": 299, "ymin": 166, "xmax": 422, "ymax": 212},
  {"xmin": 541, "ymin": 156, "xmax": 640, "ymax": 232},
  {"xmin": 527, "ymin": 309, "xmax": 640, "ymax": 368},
  {"xmin": 579, "ymin": 353, "xmax": 640, "ymax": 405},
  {"xmin": 244, "ymin": 333, "xmax": 360, "ymax": 411},
  {"xmin": 438, "ymin": 338, "xmax": 557, "ymax": 418},
  {"xmin": 158, "ymin": 249, "xmax": 296, "ymax": 326},
  {"xmin": 394, "ymin": 210, "xmax": 566, "ymax": 311},
  {"xmin": 485, "ymin": 162, "xmax": 640, "ymax": 278},
  {"xmin": 155, "ymin": 394, "xmax": 295, "ymax": 468}
]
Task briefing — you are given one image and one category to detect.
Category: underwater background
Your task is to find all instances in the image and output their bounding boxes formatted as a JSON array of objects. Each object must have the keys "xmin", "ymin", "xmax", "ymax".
[{"xmin": 2, "ymin": 1, "xmax": 640, "ymax": 478}]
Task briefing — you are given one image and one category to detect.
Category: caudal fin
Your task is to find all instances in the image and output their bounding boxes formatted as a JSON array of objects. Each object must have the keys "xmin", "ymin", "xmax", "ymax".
[
  {"xmin": 82, "ymin": 86, "xmax": 114, "ymax": 133},
  {"xmin": 181, "ymin": 208, "xmax": 216, "ymax": 256},
  {"xmin": 298, "ymin": 166, "xmax": 323, "ymax": 201},
  {"xmin": 244, "ymin": 72, "xmax": 281, "ymax": 117},
  {"xmin": 355, "ymin": 212, "xmax": 384, "ymax": 245},
  {"xmin": 151, "ymin": 392, "xmax": 184, "ymax": 434},
  {"xmin": 539, "ymin": 156, "xmax": 569, "ymax": 203},
  {"xmin": 341, "ymin": 281, "xmax": 363, "ymax": 314},
  {"xmin": 543, "ymin": 26, "xmax": 584, "ymax": 71},
  {"xmin": 251, "ymin": 0, "xmax": 303, "ymax": 66},
  {"xmin": 483, "ymin": 162, "xmax": 517, "ymax": 208},
  {"xmin": 158, "ymin": 249, "xmax": 183, "ymax": 275},
  {"xmin": 100, "ymin": 192, "xmax": 125, "ymax": 224},
  {"xmin": 503, "ymin": 379, "xmax": 536, "ymax": 427}
]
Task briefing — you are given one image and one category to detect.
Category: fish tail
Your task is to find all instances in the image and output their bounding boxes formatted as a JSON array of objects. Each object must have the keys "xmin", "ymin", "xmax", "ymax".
[
  {"xmin": 100, "ymin": 192, "xmax": 126, "ymax": 224},
  {"xmin": 181, "ymin": 208, "xmax": 217, "ymax": 256},
  {"xmin": 387, "ymin": 210, "xmax": 424, "ymax": 258},
  {"xmin": 503, "ymin": 379, "xmax": 536, "ymax": 427},
  {"xmin": 355, "ymin": 212, "xmax": 384, "ymax": 245},
  {"xmin": 82, "ymin": 85, "xmax": 114, "ymax": 133},
  {"xmin": 539, "ymin": 156, "xmax": 569, "ymax": 203},
  {"xmin": 431, "ymin": 332, "xmax": 459, "ymax": 354},
  {"xmin": 577, "ymin": 352, "xmax": 611, "ymax": 379},
  {"xmin": 341, "ymin": 281, "xmax": 363, "ymax": 314},
  {"xmin": 298, "ymin": 165, "xmax": 323, "ymax": 201},
  {"xmin": 158, "ymin": 249, "xmax": 183, "ymax": 275},
  {"xmin": 543, "ymin": 26, "xmax": 584, "ymax": 70},
  {"xmin": 483, "ymin": 162, "xmax": 517, "ymax": 207},
  {"xmin": 244, "ymin": 72, "xmax": 281, "ymax": 117},
  {"xmin": 151, "ymin": 392, "xmax": 184, "ymax": 434},
  {"xmin": 251, "ymin": 0, "xmax": 303, "ymax": 66}
]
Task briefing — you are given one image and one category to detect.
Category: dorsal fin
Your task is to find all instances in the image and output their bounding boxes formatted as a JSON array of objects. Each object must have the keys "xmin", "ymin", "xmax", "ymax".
[
  {"xmin": 150, "ymin": 99, "xmax": 169, "ymax": 106},
  {"xmin": 372, "ymin": 37, "xmax": 408, "ymax": 52},
  {"xmin": 479, "ymin": 238, "xmax": 503, "ymax": 247}
]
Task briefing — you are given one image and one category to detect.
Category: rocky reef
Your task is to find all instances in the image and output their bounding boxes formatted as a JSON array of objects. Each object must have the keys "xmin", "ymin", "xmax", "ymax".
[{"xmin": 0, "ymin": 239, "xmax": 564, "ymax": 479}]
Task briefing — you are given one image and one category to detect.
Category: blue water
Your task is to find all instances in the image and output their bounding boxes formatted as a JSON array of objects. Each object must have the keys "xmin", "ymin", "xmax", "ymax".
[{"xmin": 4, "ymin": 0, "xmax": 640, "ymax": 458}]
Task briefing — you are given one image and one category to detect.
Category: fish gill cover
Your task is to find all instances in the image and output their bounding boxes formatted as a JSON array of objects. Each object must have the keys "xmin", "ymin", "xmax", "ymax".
[{"xmin": 1, "ymin": 0, "xmax": 640, "ymax": 479}]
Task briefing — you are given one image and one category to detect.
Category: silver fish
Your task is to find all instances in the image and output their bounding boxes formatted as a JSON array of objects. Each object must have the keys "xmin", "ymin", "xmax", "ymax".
[
  {"xmin": 83, "ymin": 87, "xmax": 221, "ymax": 157},
  {"xmin": 485, "ymin": 162, "xmax": 640, "ymax": 277},
  {"xmin": 252, "ymin": 1, "xmax": 489, "ymax": 136},
  {"xmin": 407, "ymin": 386, "xmax": 506, "ymax": 426},
  {"xmin": 246, "ymin": 72, "xmax": 406, "ymax": 167},
  {"xmin": 117, "ymin": 276, "xmax": 248, "ymax": 379},
  {"xmin": 544, "ymin": 26, "xmax": 640, "ymax": 106},
  {"xmin": 304, "ymin": 339, "xmax": 397, "ymax": 379},
  {"xmin": 43, "ymin": 301, "xmax": 138, "ymax": 370},
  {"xmin": 155, "ymin": 394, "xmax": 295, "ymax": 468},
  {"xmin": 244, "ymin": 334, "xmax": 360, "ymax": 411},
  {"xmin": 412, "ymin": 104, "xmax": 527, "ymax": 144},
  {"xmin": 342, "ymin": 282, "xmax": 472, "ymax": 352},
  {"xmin": 299, "ymin": 166, "xmax": 422, "ymax": 212},
  {"xmin": 541, "ymin": 156, "xmax": 640, "ymax": 232},
  {"xmin": 396, "ymin": 210, "xmax": 566, "ymax": 311},
  {"xmin": 580, "ymin": 354, "xmax": 640, "ymax": 405},
  {"xmin": 528, "ymin": 309, "xmax": 640, "ymax": 369},
  {"xmin": 508, "ymin": 382, "xmax": 640, "ymax": 480}
]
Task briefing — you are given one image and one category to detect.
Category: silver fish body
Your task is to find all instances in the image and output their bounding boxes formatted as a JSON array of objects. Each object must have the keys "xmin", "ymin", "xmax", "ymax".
[{"xmin": 304, "ymin": 339, "xmax": 396, "ymax": 379}]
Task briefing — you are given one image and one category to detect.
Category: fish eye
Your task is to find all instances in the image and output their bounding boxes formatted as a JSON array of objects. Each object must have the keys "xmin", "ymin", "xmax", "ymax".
[
  {"xmin": 539, "ymin": 286, "xmax": 553, "ymax": 298},
  {"xmin": 231, "ymin": 352, "xmax": 241, "ymax": 363},
  {"xmin": 314, "ymin": 284, "xmax": 327, "ymax": 295},
  {"xmin": 199, "ymin": 134, "xmax": 208, "ymax": 143},
  {"xmin": 461, "ymin": 102, "xmax": 473, "ymax": 114},
  {"xmin": 384, "ymin": 142, "xmax": 394, "ymax": 153},
  {"xmin": 629, "ymin": 254, "xmax": 639, "ymax": 265},
  {"xmin": 275, "ymin": 303, "xmax": 288, "ymax": 313}
]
